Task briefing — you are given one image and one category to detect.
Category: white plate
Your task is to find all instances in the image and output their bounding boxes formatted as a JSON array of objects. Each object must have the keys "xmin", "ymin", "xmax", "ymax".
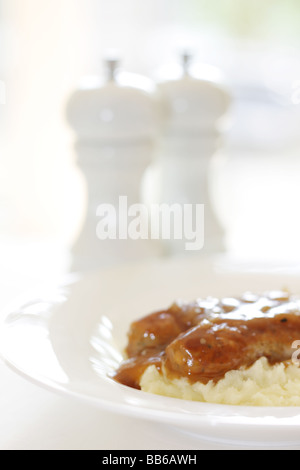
[{"xmin": 1, "ymin": 255, "xmax": 300, "ymax": 447}]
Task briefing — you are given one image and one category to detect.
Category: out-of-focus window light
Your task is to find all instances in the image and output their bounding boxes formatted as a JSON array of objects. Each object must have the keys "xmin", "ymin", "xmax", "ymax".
[{"xmin": 0, "ymin": 0, "xmax": 300, "ymax": 263}]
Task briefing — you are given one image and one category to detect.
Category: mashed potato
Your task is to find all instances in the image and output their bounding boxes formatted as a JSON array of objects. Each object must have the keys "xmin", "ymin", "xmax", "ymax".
[{"xmin": 140, "ymin": 358, "xmax": 300, "ymax": 406}]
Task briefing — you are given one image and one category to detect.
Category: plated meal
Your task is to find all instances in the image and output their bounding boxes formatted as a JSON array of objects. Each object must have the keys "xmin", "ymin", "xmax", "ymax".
[
  {"xmin": 3, "ymin": 261, "xmax": 300, "ymax": 445},
  {"xmin": 113, "ymin": 290, "xmax": 300, "ymax": 406}
]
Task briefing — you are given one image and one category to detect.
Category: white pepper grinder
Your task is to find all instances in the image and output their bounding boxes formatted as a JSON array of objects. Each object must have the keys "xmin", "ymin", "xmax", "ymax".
[
  {"xmin": 150, "ymin": 52, "xmax": 232, "ymax": 255},
  {"xmin": 66, "ymin": 57, "xmax": 161, "ymax": 271}
]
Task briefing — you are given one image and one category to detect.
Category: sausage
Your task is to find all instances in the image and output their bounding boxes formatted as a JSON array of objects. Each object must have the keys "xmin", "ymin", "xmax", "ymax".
[
  {"xmin": 114, "ymin": 291, "xmax": 300, "ymax": 389},
  {"xmin": 125, "ymin": 301, "xmax": 206, "ymax": 357},
  {"xmin": 164, "ymin": 314, "xmax": 300, "ymax": 383}
]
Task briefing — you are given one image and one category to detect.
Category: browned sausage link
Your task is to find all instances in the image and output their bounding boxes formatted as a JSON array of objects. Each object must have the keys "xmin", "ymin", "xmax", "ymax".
[
  {"xmin": 125, "ymin": 303, "xmax": 205, "ymax": 358},
  {"xmin": 164, "ymin": 314, "xmax": 300, "ymax": 384},
  {"xmin": 126, "ymin": 311, "xmax": 184, "ymax": 358}
]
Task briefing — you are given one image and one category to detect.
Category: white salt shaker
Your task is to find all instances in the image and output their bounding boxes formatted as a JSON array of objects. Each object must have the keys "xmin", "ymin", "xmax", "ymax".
[
  {"xmin": 66, "ymin": 58, "xmax": 161, "ymax": 271},
  {"xmin": 149, "ymin": 52, "xmax": 231, "ymax": 255}
]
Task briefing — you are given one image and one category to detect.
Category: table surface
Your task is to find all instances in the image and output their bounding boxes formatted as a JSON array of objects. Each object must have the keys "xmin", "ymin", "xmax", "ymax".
[{"xmin": 1, "ymin": 240, "xmax": 300, "ymax": 450}]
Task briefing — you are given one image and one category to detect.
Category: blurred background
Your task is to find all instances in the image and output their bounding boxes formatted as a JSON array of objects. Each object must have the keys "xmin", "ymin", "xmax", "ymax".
[{"xmin": 1, "ymin": 0, "xmax": 300, "ymax": 282}]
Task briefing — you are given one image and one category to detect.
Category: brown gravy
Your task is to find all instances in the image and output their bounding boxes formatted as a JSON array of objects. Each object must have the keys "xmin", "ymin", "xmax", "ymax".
[{"xmin": 113, "ymin": 291, "xmax": 300, "ymax": 389}]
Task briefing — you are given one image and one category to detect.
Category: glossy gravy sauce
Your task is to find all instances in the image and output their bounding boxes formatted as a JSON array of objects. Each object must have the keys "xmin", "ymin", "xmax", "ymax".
[{"xmin": 113, "ymin": 291, "xmax": 300, "ymax": 389}]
